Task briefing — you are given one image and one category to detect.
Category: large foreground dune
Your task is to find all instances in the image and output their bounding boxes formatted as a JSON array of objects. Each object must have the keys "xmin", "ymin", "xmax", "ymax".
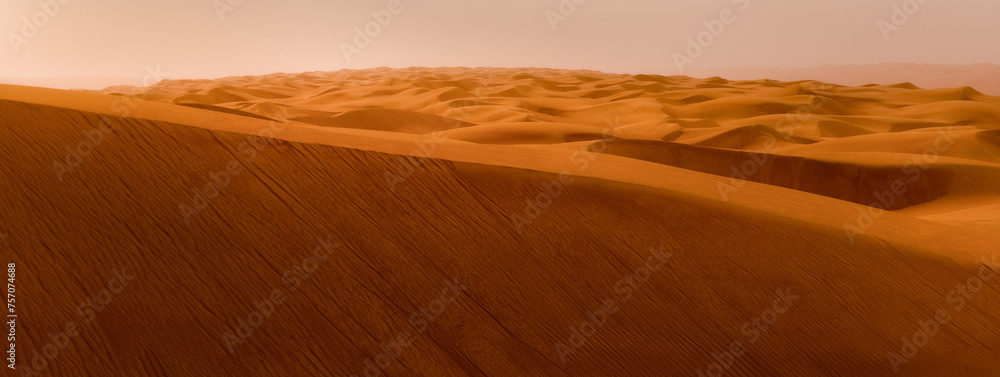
[{"xmin": 1, "ymin": 67, "xmax": 999, "ymax": 376}]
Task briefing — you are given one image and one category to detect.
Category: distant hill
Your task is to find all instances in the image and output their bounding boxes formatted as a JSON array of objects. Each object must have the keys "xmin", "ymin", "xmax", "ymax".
[
  {"xmin": 693, "ymin": 63, "xmax": 1000, "ymax": 96},
  {"xmin": 0, "ymin": 76, "xmax": 135, "ymax": 90},
  {"xmin": 7, "ymin": 64, "xmax": 1000, "ymax": 94}
]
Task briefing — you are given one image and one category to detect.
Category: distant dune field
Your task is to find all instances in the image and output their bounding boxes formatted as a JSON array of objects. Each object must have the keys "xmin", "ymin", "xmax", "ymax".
[
  {"xmin": 694, "ymin": 63, "xmax": 1000, "ymax": 97},
  {"xmin": 2, "ymin": 67, "xmax": 999, "ymax": 376}
]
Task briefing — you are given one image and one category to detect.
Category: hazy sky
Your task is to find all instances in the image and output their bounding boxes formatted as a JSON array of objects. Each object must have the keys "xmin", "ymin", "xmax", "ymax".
[{"xmin": 2, "ymin": 0, "xmax": 999, "ymax": 87}]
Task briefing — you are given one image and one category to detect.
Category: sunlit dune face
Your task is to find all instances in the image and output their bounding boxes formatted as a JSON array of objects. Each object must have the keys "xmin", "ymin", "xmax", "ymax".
[
  {"xmin": 3, "ymin": 1, "xmax": 1000, "ymax": 375},
  {"xmin": 2, "ymin": 67, "xmax": 1000, "ymax": 376}
]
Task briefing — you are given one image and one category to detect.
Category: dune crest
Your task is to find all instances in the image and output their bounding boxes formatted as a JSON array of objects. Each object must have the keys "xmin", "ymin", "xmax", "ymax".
[{"xmin": 97, "ymin": 67, "xmax": 1000, "ymax": 222}]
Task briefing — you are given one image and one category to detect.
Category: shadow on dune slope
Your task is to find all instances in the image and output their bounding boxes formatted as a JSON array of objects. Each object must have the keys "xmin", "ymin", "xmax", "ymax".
[
  {"xmin": 596, "ymin": 139, "xmax": 1000, "ymax": 210},
  {"xmin": 1, "ymin": 99, "xmax": 999, "ymax": 376}
]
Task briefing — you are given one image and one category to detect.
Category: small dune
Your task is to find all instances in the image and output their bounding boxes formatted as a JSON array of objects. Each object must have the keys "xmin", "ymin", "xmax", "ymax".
[{"xmin": 291, "ymin": 108, "xmax": 475, "ymax": 134}]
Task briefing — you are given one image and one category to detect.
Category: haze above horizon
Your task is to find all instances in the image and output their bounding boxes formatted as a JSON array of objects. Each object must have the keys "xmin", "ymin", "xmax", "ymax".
[{"xmin": 2, "ymin": 0, "xmax": 998, "ymax": 88}]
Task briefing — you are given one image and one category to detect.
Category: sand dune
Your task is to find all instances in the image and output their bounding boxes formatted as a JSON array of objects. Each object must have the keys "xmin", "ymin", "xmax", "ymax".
[
  {"xmin": 599, "ymin": 139, "xmax": 1000, "ymax": 210},
  {"xmin": 3, "ymin": 67, "xmax": 1000, "ymax": 376},
  {"xmin": 291, "ymin": 108, "xmax": 475, "ymax": 134}
]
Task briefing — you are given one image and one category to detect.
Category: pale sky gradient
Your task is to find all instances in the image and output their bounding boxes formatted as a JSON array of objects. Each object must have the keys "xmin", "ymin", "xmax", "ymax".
[{"xmin": 2, "ymin": 0, "xmax": 999, "ymax": 88}]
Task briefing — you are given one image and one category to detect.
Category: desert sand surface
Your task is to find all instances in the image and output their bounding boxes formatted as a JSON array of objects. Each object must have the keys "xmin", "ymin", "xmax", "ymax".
[{"xmin": 2, "ymin": 67, "xmax": 1000, "ymax": 376}]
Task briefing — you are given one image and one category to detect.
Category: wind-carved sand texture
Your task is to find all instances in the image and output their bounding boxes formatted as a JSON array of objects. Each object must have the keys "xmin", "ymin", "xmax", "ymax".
[{"xmin": 2, "ymin": 67, "xmax": 999, "ymax": 376}]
